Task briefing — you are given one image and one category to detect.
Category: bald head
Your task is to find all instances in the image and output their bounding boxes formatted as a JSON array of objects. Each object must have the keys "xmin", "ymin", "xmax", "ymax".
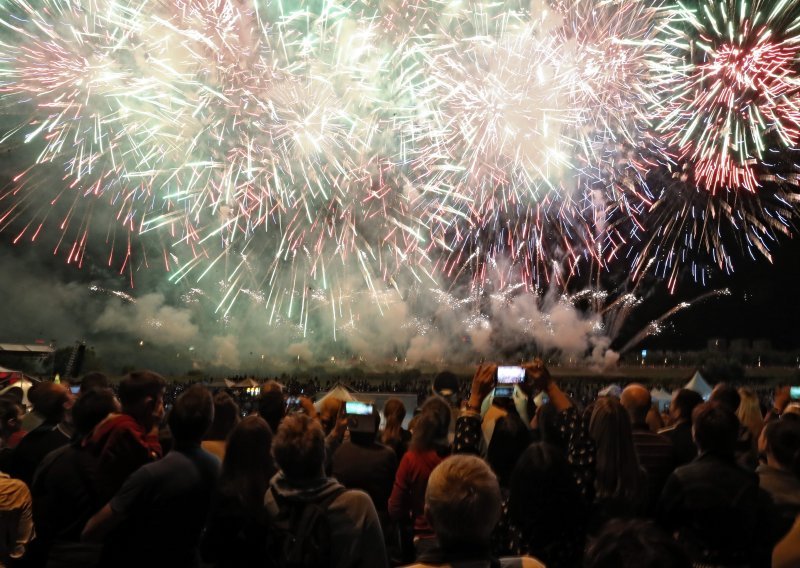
[{"xmin": 621, "ymin": 383, "xmax": 651, "ymax": 425}]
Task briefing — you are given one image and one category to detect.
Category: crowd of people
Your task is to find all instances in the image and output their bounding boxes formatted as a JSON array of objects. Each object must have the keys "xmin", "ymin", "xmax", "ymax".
[{"xmin": 0, "ymin": 363, "xmax": 795, "ymax": 567}]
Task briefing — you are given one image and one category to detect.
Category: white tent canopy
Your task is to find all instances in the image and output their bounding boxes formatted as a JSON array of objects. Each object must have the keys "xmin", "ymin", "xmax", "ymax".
[
  {"xmin": 650, "ymin": 388, "xmax": 672, "ymax": 411},
  {"xmin": 224, "ymin": 377, "xmax": 260, "ymax": 389},
  {"xmin": 685, "ymin": 371, "xmax": 713, "ymax": 399},
  {"xmin": 0, "ymin": 376, "xmax": 38, "ymax": 408},
  {"xmin": 314, "ymin": 384, "xmax": 360, "ymax": 410},
  {"xmin": 598, "ymin": 384, "xmax": 622, "ymax": 398}
]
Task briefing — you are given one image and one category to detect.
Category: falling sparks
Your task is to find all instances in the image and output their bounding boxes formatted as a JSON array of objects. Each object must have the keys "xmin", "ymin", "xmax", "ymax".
[{"xmin": 0, "ymin": 0, "xmax": 798, "ymax": 338}]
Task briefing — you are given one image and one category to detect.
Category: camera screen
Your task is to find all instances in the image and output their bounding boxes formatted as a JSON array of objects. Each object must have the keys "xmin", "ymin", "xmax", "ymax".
[
  {"xmin": 497, "ymin": 366, "xmax": 525, "ymax": 384},
  {"xmin": 494, "ymin": 386, "xmax": 514, "ymax": 398},
  {"xmin": 345, "ymin": 401, "xmax": 373, "ymax": 415},
  {"xmin": 790, "ymin": 386, "xmax": 800, "ymax": 401}
]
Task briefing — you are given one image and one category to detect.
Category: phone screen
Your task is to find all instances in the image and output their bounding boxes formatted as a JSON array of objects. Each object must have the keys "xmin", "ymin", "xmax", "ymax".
[
  {"xmin": 497, "ymin": 366, "xmax": 525, "ymax": 384},
  {"xmin": 790, "ymin": 386, "xmax": 800, "ymax": 401},
  {"xmin": 345, "ymin": 401, "xmax": 373, "ymax": 415},
  {"xmin": 494, "ymin": 386, "xmax": 514, "ymax": 398},
  {"xmin": 69, "ymin": 385, "xmax": 80, "ymax": 395}
]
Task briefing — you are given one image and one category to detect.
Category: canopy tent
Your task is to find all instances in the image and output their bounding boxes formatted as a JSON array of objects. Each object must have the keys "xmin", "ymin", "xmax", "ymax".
[
  {"xmin": 650, "ymin": 388, "xmax": 672, "ymax": 411},
  {"xmin": 598, "ymin": 384, "xmax": 622, "ymax": 398},
  {"xmin": 0, "ymin": 366, "xmax": 22, "ymax": 381},
  {"xmin": 0, "ymin": 372, "xmax": 40, "ymax": 408},
  {"xmin": 685, "ymin": 371, "xmax": 713, "ymax": 400},
  {"xmin": 314, "ymin": 384, "xmax": 360, "ymax": 410},
  {"xmin": 224, "ymin": 377, "xmax": 260, "ymax": 389}
]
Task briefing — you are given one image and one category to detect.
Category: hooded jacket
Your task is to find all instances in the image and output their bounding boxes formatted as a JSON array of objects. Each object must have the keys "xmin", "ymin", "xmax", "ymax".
[
  {"xmin": 264, "ymin": 473, "xmax": 388, "ymax": 568},
  {"xmin": 85, "ymin": 413, "xmax": 162, "ymax": 503}
]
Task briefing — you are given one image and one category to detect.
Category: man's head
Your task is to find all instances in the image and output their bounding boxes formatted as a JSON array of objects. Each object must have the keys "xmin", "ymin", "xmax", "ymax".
[
  {"xmin": 272, "ymin": 413, "xmax": 326, "ymax": 482},
  {"xmin": 669, "ymin": 389, "xmax": 704, "ymax": 424},
  {"xmin": 33, "ymin": 382, "xmax": 73, "ymax": 424},
  {"xmin": 764, "ymin": 418, "xmax": 800, "ymax": 472},
  {"xmin": 710, "ymin": 383, "xmax": 741, "ymax": 413},
  {"xmin": 79, "ymin": 372, "xmax": 110, "ymax": 394},
  {"xmin": 168, "ymin": 385, "xmax": 214, "ymax": 446},
  {"xmin": 620, "ymin": 383, "xmax": 651, "ymax": 425},
  {"xmin": 692, "ymin": 401, "xmax": 739, "ymax": 456},
  {"xmin": 348, "ymin": 407, "xmax": 381, "ymax": 446},
  {"xmin": 257, "ymin": 389, "xmax": 285, "ymax": 435},
  {"xmin": 72, "ymin": 388, "xmax": 119, "ymax": 438},
  {"xmin": 424, "ymin": 455, "xmax": 502, "ymax": 551},
  {"xmin": 118, "ymin": 371, "xmax": 166, "ymax": 430}
]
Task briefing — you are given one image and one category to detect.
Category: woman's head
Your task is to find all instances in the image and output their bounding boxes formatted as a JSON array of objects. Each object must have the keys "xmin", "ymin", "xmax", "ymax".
[
  {"xmin": 487, "ymin": 412, "xmax": 530, "ymax": 487},
  {"xmin": 589, "ymin": 396, "xmax": 642, "ymax": 501},
  {"xmin": 222, "ymin": 415, "xmax": 275, "ymax": 505},
  {"xmin": 410, "ymin": 396, "xmax": 451, "ymax": 452},
  {"xmin": 381, "ymin": 398, "xmax": 406, "ymax": 445},
  {"xmin": 736, "ymin": 387, "xmax": 763, "ymax": 440},
  {"xmin": 383, "ymin": 398, "xmax": 406, "ymax": 427},
  {"xmin": 205, "ymin": 391, "xmax": 241, "ymax": 441},
  {"xmin": 508, "ymin": 443, "xmax": 585, "ymax": 545}
]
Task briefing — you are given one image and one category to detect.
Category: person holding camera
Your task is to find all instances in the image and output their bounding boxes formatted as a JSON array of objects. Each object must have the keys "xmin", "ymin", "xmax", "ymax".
[{"xmin": 332, "ymin": 405, "xmax": 398, "ymax": 520}]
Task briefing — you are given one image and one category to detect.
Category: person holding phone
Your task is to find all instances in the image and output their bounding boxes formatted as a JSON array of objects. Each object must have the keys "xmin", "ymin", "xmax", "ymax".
[{"xmin": 332, "ymin": 403, "xmax": 397, "ymax": 529}]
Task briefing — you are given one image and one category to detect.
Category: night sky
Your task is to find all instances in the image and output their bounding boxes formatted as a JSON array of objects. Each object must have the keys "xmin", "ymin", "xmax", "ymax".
[{"xmin": 633, "ymin": 234, "xmax": 800, "ymax": 350}]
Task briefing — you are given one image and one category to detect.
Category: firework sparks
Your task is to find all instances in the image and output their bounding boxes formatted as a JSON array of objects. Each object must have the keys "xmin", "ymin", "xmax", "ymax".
[
  {"xmin": 0, "ymin": 0, "xmax": 797, "ymax": 341},
  {"xmin": 651, "ymin": 0, "xmax": 800, "ymax": 193}
]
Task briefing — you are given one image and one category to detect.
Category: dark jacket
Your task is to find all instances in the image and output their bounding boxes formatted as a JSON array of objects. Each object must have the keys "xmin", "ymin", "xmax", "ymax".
[
  {"xmin": 201, "ymin": 485, "xmax": 271, "ymax": 568},
  {"xmin": 8, "ymin": 422, "xmax": 70, "ymax": 486},
  {"xmin": 757, "ymin": 464, "xmax": 800, "ymax": 537},
  {"xmin": 657, "ymin": 453, "xmax": 771, "ymax": 566},
  {"xmin": 332, "ymin": 440, "xmax": 398, "ymax": 514},
  {"xmin": 659, "ymin": 421, "xmax": 697, "ymax": 467},
  {"xmin": 30, "ymin": 441, "xmax": 103, "ymax": 566},
  {"xmin": 265, "ymin": 474, "xmax": 388, "ymax": 568},
  {"xmin": 631, "ymin": 424, "xmax": 675, "ymax": 512}
]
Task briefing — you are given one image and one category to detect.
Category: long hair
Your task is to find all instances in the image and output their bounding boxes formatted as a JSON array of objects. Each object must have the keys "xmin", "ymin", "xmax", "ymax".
[
  {"xmin": 410, "ymin": 396, "xmax": 451, "ymax": 453},
  {"xmin": 736, "ymin": 387, "xmax": 763, "ymax": 441},
  {"xmin": 589, "ymin": 397, "xmax": 643, "ymax": 503},
  {"xmin": 509, "ymin": 443, "xmax": 586, "ymax": 565},
  {"xmin": 220, "ymin": 416, "xmax": 275, "ymax": 509},
  {"xmin": 381, "ymin": 398, "xmax": 407, "ymax": 446}
]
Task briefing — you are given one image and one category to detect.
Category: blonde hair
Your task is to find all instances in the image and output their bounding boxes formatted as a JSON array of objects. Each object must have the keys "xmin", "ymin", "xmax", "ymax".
[
  {"xmin": 425, "ymin": 455, "xmax": 501, "ymax": 547},
  {"xmin": 736, "ymin": 387, "xmax": 763, "ymax": 440}
]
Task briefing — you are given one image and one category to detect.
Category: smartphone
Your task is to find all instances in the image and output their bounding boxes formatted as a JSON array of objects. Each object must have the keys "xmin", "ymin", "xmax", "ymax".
[
  {"xmin": 285, "ymin": 396, "xmax": 301, "ymax": 407},
  {"xmin": 69, "ymin": 385, "xmax": 80, "ymax": 395},
  {"xmin": 497, "ymin": 365, "xmax": 525, "ymax": 384},
  {"xmin": 345, "ymin": 401, "xmax": 374, "ymax": 416},
  {"xmin": 790, "ymin": 386, "xmax": 800, "ymax": 401},
  {"xmin": 346, "ymin": 401, "xmax": 376, "ymax": 433},
  {"xmin": 494, "ymin": 386, "xmax": 514, "ymax": 398}
]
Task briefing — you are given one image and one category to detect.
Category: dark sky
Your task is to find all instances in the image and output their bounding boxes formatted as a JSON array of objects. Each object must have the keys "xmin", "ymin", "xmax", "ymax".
[{"xmin": 633, "ymin": 235, "xmax": 800, "ymax": 350}]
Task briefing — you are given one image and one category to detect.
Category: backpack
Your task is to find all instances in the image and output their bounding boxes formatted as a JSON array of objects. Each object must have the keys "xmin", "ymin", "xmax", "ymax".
[{"xmin": 266, "ymin": 485, "xmax": 347, "ymax": 568}]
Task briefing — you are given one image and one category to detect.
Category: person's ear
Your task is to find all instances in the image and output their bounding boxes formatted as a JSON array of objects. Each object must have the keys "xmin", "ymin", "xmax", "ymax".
[{"xmin": 143, "ymin": 396, "xmax": 155, "ymax": 412}]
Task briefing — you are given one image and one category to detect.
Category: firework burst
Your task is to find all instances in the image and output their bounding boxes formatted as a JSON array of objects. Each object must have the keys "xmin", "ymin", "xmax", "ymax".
[{"xmin": 651, "ymin": 0, "xmax": 800, "ymax": 193}]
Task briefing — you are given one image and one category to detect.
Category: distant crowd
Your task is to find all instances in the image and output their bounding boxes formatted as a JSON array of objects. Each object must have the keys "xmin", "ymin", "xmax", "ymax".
[{"xmin": 0, "ymin": 362, "xmax": 794, "ymax": 567}]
